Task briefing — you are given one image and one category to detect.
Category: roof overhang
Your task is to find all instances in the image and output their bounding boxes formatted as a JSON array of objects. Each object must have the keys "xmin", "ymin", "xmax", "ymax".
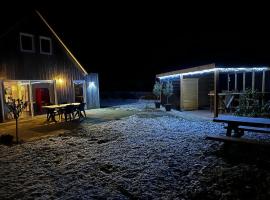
[
  {"xmin": 35, "ymin": 10, "xmax": 88, "ymax": 76},
  {"xmin": 156, "ymin": 63, "xmax": 270, "ymax": 80}
]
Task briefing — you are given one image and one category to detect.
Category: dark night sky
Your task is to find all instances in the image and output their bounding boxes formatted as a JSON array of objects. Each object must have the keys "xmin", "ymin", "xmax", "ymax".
[{"xmin": 1, "ymin": 5, "xmax": 270, "ymax": 92}]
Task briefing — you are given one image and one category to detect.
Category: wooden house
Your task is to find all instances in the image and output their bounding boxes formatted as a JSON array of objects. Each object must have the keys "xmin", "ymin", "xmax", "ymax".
[
  {"xmin": 0, "ymin": 11, "xmax": 100, "ymax": 122},
  {"xmin": 156, "ymin": 63, "xmax": 270, "ymax": 117}
]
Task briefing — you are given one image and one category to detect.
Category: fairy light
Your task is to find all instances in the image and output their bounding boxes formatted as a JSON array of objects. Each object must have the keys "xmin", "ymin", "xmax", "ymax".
[{"xmin": 158, "ymin": 67, "xmax": 269, "ymax": 80}]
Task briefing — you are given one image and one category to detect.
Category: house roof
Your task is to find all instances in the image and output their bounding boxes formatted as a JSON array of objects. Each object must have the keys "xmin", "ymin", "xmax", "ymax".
[
  {"xmin": 156, "ymin": 63, "xmax": 270, "ymax": 79},
  {"xmin": 35, "ymin": 11, "xmax": 88, "ymax": 76},
  {"xmin": 0, "ymin": 10, "xmax": 88, "ymax": 76}
]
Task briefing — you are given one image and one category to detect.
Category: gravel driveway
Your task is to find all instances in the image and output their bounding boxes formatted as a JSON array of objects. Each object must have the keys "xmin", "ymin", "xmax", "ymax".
[{"xmin": 1, "ymin": 102, "xmax": 270, "ymax": 199}]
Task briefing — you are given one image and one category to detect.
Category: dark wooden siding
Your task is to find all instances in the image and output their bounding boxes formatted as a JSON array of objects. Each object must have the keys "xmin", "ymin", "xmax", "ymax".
[{"xmin": 0, "ymin": 13, "xmax": 86, "ymax": 103}]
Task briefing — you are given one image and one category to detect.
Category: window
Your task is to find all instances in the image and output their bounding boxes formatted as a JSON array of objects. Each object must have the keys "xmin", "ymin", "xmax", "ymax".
[
  {"xmin": 20, "ymin": 33, "xmax": 35, "ymax": 53},
  {"xmin": 39, "ymin": 36, "xmax": 52, "ymax": 55}
]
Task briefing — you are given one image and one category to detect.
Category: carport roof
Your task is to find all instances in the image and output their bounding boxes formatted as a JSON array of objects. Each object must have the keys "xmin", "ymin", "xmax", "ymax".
[{"xmin": 156, "ymin": 63, "xmax": 269, "ymax": 79}]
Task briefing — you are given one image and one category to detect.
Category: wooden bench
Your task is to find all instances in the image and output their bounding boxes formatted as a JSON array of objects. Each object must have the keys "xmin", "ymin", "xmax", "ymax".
[
  {"xmin": 213, "ymin": 115, "xmax": 270, "ymax": 136},
  {"xmin": 205, "ymin": 135, "xmax": 270, "ymax": 146},
  {"xmin": 207, "ymin": 115, "xmax": 270, "ymax": 146}
]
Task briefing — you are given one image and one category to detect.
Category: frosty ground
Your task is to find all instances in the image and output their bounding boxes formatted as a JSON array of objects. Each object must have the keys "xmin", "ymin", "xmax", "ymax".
[{"xmin": 1, "ymin": 100, "xmax": 270, "ymax": 199}]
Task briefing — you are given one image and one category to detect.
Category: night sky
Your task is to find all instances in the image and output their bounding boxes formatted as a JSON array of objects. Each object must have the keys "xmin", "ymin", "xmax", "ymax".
[{"xmin": 1, "ymin": 5, "xmax": 270, "ymax": 92}]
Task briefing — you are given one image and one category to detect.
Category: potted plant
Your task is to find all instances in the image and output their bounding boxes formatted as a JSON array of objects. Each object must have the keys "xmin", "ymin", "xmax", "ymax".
[
  {"xmin": 153, "ymin": 81, "xmax": 162, "ymax": 108},
  {"xmin": 162, "ymin": 81, "xmax": 173, "ymax": 111}
]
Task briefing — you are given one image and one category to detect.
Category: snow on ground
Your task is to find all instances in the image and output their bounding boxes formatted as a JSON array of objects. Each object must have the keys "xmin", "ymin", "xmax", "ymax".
[
  {"xmin": 1, "ymin": 102, "xmax": 270, "ymax": 199},
  {"xmin": 101, "ymin": 99, "xmax": 156, "ymax": 111}
]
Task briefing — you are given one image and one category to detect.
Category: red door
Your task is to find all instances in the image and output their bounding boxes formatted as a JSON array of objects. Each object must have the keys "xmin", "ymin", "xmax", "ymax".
[{"xmin": 36, "ymin": 88, "xmax": 50, "ymax": 113}]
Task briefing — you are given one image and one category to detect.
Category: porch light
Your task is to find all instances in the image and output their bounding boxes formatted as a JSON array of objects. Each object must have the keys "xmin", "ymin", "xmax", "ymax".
[
  {"xmin": 89, "ymin": 82, "xmax": 95, "ymax": 88},
  {"xmin": 57, "ymin": 78, "xmax": 64, "ymax": 84}
]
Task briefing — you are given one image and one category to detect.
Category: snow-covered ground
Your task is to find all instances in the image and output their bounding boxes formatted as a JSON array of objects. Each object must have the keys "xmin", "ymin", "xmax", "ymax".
[{"xmin": 1, "ymin": 101, "xmax": 270, "ymax": 199}]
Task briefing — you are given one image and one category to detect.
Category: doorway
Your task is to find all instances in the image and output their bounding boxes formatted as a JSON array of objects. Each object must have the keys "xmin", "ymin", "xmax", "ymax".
[
  {"xmin": 181, "ymin": 78, "xmax": 198, "ymax": 110},
  {"xmin": 31, "ymin": 81, "xmax": 55, "ymax": 115},
  {"xmin": 35, "ymin": 88, "xmax": 50, "ymax": 113},
  {"xmin": 74, "ymin": 81, "xmax": 86, "ymax": 103}
]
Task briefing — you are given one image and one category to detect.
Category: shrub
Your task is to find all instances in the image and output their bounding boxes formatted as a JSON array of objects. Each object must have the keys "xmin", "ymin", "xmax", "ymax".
[
  {"xmin": 162, "ymin": 81, "xmax": 174, "ymax": 104},
  {"xmin": 235, "ymin": 88, "xmax": 269, "ymax": 118},
  {"xmin": 152, "ymin": 81, "xmax": 163, "ymax": 101}
]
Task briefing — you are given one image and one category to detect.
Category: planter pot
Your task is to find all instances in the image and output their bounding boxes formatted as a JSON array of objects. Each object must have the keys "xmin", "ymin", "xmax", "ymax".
[
  {"xmin": 165, "ymin": 104, "xmax": 171, "ymax": 111},
  {"xmin": 155, "ymin": 102, "xmax": 161, "ymax": 109}
]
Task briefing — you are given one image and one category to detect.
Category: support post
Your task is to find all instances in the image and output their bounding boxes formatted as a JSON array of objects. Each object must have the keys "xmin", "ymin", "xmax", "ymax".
[
  {"xmin": 243, "ymin": 72, "xmax": 246, "ymax": 92},
  {"xmin": 214, "ymin": 70, "xmax": 219, "ymax": 118},
  {"xmin": 29, "ymin": 81, "xmax": 34, "ymax": 117},
  {"xmin": 83, "ymin": 80, "xmax": 87, "ymax": 105},
  {"xmin": 227, "ymin": 74, "xmax": 230, "ymax": 91},
  {"xmin": 0, "ymin": 80, "xmax": 5, "ymax": 122},
  {"xmin": 262, "ymin": 71, "xmax": 265, "ymax": 93},
  {"xmin": 262, "ymin": 70, "xmax": 266, "ymax": 104},
  {"xmin": 180, "ymin": 74, "xmax": 183, "ymax": 111},
  {"xmin": 53, "ymin": 80, "xmax": 58, "ymax": 105},
  {"xmin": 235, "ymin": 73, "xmax": 237, "ymax": 91},
  {"xmin": 252, "ymin": 71, "xmax": 255, "ymax": 92}
]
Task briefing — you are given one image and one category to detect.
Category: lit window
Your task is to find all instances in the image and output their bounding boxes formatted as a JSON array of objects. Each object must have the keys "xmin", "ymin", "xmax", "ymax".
[
  {"xmin": 39, "ymin": 36, "xmax": 52, "ymax": 55},
  {"xmin": 19, "ymin": 33, "xmax": 35, "ymax": 53}
]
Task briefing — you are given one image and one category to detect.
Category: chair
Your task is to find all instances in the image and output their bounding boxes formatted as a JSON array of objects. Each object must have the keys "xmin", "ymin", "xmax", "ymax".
[
  {"xmin": 57, "ymin": 107, "xmax": 65, "ymax": 121},
  {"xmin": 57, "ymin": 102, "xmax": 68, "ymax": 120},
  {"xmin": 46, "ymin": 108, "xmax": 58, "ymax": 122},
  {"xmin": 219, "ymin": 93, "xmax": 235, "ymax": 113},
  {"xmin": 75, "ymin": 102, "xmax": 86, "ymax": 118},
  {"xmin": 64, "ymin": 105, "xmax": 75, "ymax": 121}
]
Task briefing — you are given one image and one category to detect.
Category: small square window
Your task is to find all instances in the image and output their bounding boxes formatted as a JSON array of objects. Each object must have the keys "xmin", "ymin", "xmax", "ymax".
[
  {"xmin": 20, "ymin": 33, "xmax": 35, "ymax": 53},
  {"xmin": 39, "ymin": 36, "xmax": 52, "ymax": 55}
]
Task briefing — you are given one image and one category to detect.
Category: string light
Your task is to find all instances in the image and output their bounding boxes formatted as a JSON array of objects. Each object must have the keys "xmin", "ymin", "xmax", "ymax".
[{"xmin": 158, "ymin": 67, "xmax": 269, "ymax": 80}]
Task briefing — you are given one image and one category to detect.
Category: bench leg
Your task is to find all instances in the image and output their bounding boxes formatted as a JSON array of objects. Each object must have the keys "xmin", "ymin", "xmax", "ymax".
[
  {"xmin": 233, "ymin": 128, "xmax": 244, "ymax": 138},
  {"xmin": 226, "ymin": 126, "xmax": 232, "ymax": 136}
]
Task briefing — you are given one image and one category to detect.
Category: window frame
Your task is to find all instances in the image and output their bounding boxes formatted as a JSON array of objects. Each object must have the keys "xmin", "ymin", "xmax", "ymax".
[
  {"xmin": 19, "ymin": 32, "xmax": 35, "ymax": 53},
  {"xmin": 39, "ymin": 36, "xmax": 52, "ymax": 55}
]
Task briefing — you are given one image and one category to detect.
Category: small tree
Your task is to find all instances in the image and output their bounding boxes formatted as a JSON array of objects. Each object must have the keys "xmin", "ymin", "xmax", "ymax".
[
  {"xmin": 6, "ymin": 98, "xmax": 27, "ymax": 144},
  {"xmin": 153, "ymin": 81, "xmax": 162, "ymax": 101},
  {"xmin": 162, "ymin": 81, "xmax": 173, "ymax": 104}
]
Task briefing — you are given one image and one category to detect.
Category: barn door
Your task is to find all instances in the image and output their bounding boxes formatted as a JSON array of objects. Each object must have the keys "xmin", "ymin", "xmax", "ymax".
[{"xmin": 181, "ymin": 78, "xmax": 198, "ymax": 110}]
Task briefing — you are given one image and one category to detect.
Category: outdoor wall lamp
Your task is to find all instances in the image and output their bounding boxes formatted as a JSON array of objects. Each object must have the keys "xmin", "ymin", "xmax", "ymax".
[
  {"xmin": 89, "ymin": 82, "xmax": 95, "ymax": 88},
  {"xmin": 57, "ymin": 78, "xmax": 64, "ymax": 84}
]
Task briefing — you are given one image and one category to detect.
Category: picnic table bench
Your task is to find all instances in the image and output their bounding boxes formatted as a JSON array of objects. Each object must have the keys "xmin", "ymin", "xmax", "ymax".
[{"xmin": 206, "ymin": 115, "xmax": 270, "ymax": 145}]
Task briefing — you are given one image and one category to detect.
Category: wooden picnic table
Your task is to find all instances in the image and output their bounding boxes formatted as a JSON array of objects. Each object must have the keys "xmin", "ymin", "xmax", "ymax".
[
  {"xmin": 206, "ymin": 115, "xmax": 270, "ymax": 146},
  {"xmin": 42, "ymin": 103, "xmax": 80, "ymax": 122},
  {"xmin": 213, "ymin": 115, "xmax": 270, "ymax": 137},
  {"xmin": 42, "ymin": 103, "xmax": 80, "ymax": 109}
]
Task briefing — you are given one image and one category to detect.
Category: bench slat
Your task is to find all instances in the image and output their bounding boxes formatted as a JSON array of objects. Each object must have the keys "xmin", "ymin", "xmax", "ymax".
[
  {"xmin": 238, "ymin": 126, "xmax": 270, "ymax": 133},
  {"xmin": 205, "ymin": 135, "xmax": 270, "ymax": 146},
  {"xmin": 223, "ymin": 126, "xmax": 270, "ymax": 134}
]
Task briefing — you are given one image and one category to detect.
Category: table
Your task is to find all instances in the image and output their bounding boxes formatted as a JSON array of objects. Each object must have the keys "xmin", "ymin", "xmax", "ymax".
[
  {"xmin": 213, "ymin": 115, "xmax": 270, "ymax": 136},
  {"xmin": 42, "ymin": 103, "xmax": 80, "ymax": 122}
]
